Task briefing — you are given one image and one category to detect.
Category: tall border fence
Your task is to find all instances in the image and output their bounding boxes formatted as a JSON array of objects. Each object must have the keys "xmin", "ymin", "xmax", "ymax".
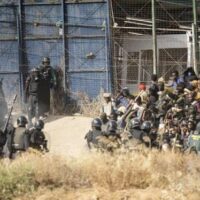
[
  {"xmin": 0, "ymin": 0, "xmax": 112, "ymax": 105},
  {"xmin": 111, "ymin": 0, "xmax": 199, "ymax": 93}
]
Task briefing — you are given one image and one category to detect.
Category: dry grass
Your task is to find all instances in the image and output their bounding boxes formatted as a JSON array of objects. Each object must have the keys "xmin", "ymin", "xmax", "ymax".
[
  {"xmin": 77, "ymin": 90, "xmax": 104, "ymax": 117},
  {"xmin": 1, "ymin": 151, "xmax": 200, "ymax": 200}
]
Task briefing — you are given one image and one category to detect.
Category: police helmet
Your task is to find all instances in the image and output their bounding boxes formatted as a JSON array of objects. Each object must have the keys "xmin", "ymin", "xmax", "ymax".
[
  {"xmin": 129, "ymin": 118, "xmax": 140, "ymax": 129},
  {"xmin": 30, "ymin": 68, "xmax": 40, "ymax": 80},
  {"xmin": 141, "ymin": 121, "xmax": 152, "ymax": 132},
  {"xmin": 107, "ymin": 120, "xmax": 117, "ymax": 132},
  {"xmin": 42, "ymin": 57, "xmax": 50, "ymax": 64},
  {"xmin": 31, "ymin": 67, "xmax": 39, "ymax": 72},
  {"xmin": 91, "ymin": 118, "xmax": 102, "ymax": 128},
  {"xmin": 35, "ymin": 120, "xmax": 44, "ymax": 130},
  {"xmin": 17, "ymin": 116, "xmax": 28, "ymax": 127}
]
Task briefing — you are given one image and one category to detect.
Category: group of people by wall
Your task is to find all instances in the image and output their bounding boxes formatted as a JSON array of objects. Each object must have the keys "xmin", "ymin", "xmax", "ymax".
[{"xmin": 85, "ymin": 68, "xmax": 200, "ymax": 154}]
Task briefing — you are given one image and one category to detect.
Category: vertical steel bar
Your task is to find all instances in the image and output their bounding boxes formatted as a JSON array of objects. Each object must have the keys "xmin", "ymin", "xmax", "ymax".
[
  {"xmin": 152, "ymin": 0, "xmax": 157, "ymax": 75},
  {"xmin": 61, "ymin": 0, "xmax": 67, "ymax": 92},
  {"xmin": 192, "ymin": 24, "xmax": 198, "ymax": 75},
  {"xmin": 106, "ymin": 0, "xmax": 112, "ymax": 92},
  {"xmin": 105, "ymin": 20, "xmax": 109, "ymax": 92},
  {"xmin": 192, "ymin": 0, "xmax": 198, "ymax": 75},
  {"xmin": 17, "ymin": 0, "xmax": 23, "ymax": 104},
  {"xmin": 138, "ymin": 51, "xmax": 142, "ymax": 84},
  {"xmin": 193, "ymin": 0, "xmax": 198, "ymax": 26}
]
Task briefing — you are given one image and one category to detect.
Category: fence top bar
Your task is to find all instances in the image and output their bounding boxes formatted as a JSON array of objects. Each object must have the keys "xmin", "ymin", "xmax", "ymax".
[{"xmin": 0, "ymin": 0, "xmax": 106, "ymax": 7}]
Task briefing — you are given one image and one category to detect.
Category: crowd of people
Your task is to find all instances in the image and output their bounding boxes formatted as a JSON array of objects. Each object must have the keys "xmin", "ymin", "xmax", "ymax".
[
  {"xmin": 85, "ymin": 68, "xmax": 200, "ymax": 154},
  {"xmin": 1, "ymin": 61, "xmax": 200, "ymax": 157}
]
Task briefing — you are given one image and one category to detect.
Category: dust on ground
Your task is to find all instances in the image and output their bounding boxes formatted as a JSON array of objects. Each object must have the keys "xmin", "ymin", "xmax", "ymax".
[{"xmin": 44, "ymin": 115, "xmax": 92, "ymax": 157}]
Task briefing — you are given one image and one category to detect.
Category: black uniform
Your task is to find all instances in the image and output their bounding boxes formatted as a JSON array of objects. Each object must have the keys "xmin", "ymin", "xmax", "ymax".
[
  {"xmin": 25, "ymin": 69, "xmax": 41, "ymax": 126},
  {"xmin": 29, "ymin": 128, "xmax": 48, "ymax": 151},
  {"xmin": 7, "ymin": 126, "xmax": 30, "ymax": 158},
  {"xmin": 38, "ymin": 64, "xmax": 56, "ymax": 116},
  {"xmin": 85, "ymin": 129, "xmax": 102, "ymax": 149}
]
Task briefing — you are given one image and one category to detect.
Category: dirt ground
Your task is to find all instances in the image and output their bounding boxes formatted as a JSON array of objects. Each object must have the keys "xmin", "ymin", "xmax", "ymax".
[{"xmin": 44, "ymin": 115, "xmax": 92, "ymax": 157}]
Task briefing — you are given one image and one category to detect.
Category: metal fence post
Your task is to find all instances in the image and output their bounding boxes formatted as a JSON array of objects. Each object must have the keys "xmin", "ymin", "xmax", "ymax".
[
  {"xmin": 62, "ymin": 0, "xmax": 67, "ymax": 92},
  {"xmin": 192, "ymin": 0, "xmax": 198, "ymax": 75},
  {"xmin": 17, "ymin": 0, "xmax": 24, "ymax": 104},
  {"xmin": 152, "ymin": 0, "xmax": 157, "ymax": 75},
  {"xmin": 106, "ymin": 0, "xmax": 112, "ymax": 92}
]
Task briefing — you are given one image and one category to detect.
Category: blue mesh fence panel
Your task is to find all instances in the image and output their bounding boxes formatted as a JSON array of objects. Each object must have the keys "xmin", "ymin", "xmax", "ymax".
[
  {"xmin": 25, "ymin": 40, "xmax": 63, "ymax": 70},
  {"xmin": 0, "ymin": 74, "xmax": 20, "ymax": 104},
  {"xmin": 24, "ymin": 5, "xmax": 61, "ymax": 37},
  {"xmin": 66, "ymin": 2, "xmax": 111, "ymax": 97},
  {"xmin": 0, "ymin": 41, "xmax": 19, "ymax": 72},
  {"xmin": 0, "ymin": 1, "xmax": 112, "ymax": 101}
]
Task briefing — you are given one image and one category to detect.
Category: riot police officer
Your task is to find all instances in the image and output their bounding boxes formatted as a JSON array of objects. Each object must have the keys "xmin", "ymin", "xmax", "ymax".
[
  {"xmin": 7, "ymin": 116, "xmax": 29, "ymax": 158},
  {"xmin": 84, "ymin": 118, "xmax": 103, "ymax": 149},
  {"xmin": 106, "ymin": 120, "xmax": 118, "ymax": 136},
  {"xmin": 97, "ymin": 120, "xmax": 120, "ymax": 152},
  {"xmin": 38, "ymin": 57, "xmax": 57, "ymax": 117},
  {"xmin": 128, "ymin": 118, "xmax": 142, "ymax": 140},
  {"xmin": 25, "ymin": 67, "xmax": 41, "ymax": 127},
  {"xmin": 141, "ymin": 121, "xmax": 155, "ymax": 147},
  {"xmin": 29, "ymin": 119, "xmax": 49, "ymax": 152}
]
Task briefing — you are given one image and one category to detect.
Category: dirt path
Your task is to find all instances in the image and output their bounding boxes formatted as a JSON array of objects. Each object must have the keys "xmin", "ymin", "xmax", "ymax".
[{"xmin": 44, "ymin": 116, "xmax": 92, "ymax": 157}]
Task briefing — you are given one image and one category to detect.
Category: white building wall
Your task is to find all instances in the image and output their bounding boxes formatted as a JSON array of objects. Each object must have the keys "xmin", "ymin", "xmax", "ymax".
[
  {"xmin": 120, "ymin": 34, "xmax": 190, "ymax": 91},
  {"xmin": 123, "ymin": 34, "xmax": 187, "ymax": 52}
]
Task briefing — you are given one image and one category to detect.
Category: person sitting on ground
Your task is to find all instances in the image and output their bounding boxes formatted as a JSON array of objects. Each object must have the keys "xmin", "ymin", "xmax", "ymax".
[
  {"xmin": 138, "ymin": 82, "xmax": 148, "ymax": 104},
  {"xmin": 100, "ymin": 93, "xmax": 114, "ymax": 118},
  {"xmin": 131, "ymin": 96, "xmax": 145, "ymax": 122},
  {"xmin": 109, "ymin": 112, "xmax": 118, "ymax": 121},
  {"xmin": 148, "ymin": 74, "xmax": 159, "ymax": 104},
  {"xmin": 116, "ymin": 87, "xmax": 134, "ymax": 109},
  {"xmin": 183, "ymin": 67, "xmax": 198, "ymax": 88},
  {"xmin": 180, "ymin": 120, "xmax": 190, "ymax": 149},
  {"xmin": 168, "ymin": 70, "xmax": 184, "ymax": 90},
  {"xmin": 100, "ymin": 112, "xmax": 109, "ymax": 132}
]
